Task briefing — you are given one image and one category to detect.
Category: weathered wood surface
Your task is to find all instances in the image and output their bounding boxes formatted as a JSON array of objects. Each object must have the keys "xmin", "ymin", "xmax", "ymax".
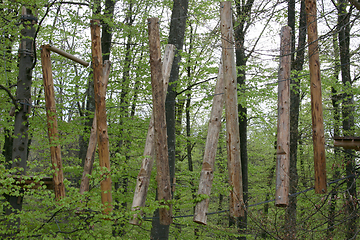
[
  {"xmin": 91, "ymin": 19, "xmax": 113, "ymax": 213},
  {"xmin": 79, "ymin": 61, "xmax": 111, "ymax": 194},
  {"xmin": 147, "ymin": 18, "xmax": 172, "ymax": 225},
  {"xmin": 305, "ymin": 0, "xmax": 327, "ymax": 194},
  {"xmin": 193, "ymin": 62, "xmax": 224, "ymax": 225},
  {"xmin": 41, "ymin": 45, "xmax": 66, "ymax": 200},
  {"xmin": 220, "ymin": 1, "xmax": 244, "ymax": 218},
  {"xmin": 275, "ymin": 26, "xmax": 291, "ymax": 207},
  {"xmin": 130, "ymin": 44, "xmax": 175, "ymax": 225}
]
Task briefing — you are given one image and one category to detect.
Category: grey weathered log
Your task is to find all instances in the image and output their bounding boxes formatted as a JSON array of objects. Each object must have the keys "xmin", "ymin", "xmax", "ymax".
[
  {"xmin": 79, "ymin": 61, "xmax": 111, "ymax": 194},
  {"xmin": 193, "ymin": 62, "xmax": 224, "ymax": 225},
  {"xmin": 275, "ymin": 26, "xmax": 291, "ymax": 207},
  {"xmin": 91, "ymin": 19, "xmax": 113, "ymax": 213},
  {"xmin": 305, "ymin": 0, "xmax": 327, "ymax": 194},
  {"xmin": 41, "ymin": 45, "xmax": 66, "ymax": 200},
  {"xmin": 130, "ymin": 44, "xmax": 175, "ymax": 225},
  {"xmin": 220, "ymin": 1, "xmax": 244, "ymax": 218},
  {"xmin": 148, "ymin": 18, "xmax": 172, "ymax": 225}
]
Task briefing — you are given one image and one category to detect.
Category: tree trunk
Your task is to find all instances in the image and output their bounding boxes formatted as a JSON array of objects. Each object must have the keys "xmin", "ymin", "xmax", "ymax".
[
  {"xmin": 5, "ymin": 7, "xmax": 37, "ymax": 222},
  {"xmin": 151, "ymin": 0, "xmax": 188, "ymax": 238},
  {"xmin": 234, "ymin": 0, "xmax": 255, "ymax": 237},
  {"xmin": 337, "ymin": 1, "xmax": 357, "ymax": 237},
  {"xmin": 284, "ymin": 0, "xmax": 306, "ymax": 238}
]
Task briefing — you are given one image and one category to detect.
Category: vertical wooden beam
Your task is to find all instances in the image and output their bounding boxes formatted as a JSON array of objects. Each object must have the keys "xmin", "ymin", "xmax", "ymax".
[
  {"xmin": 275, "ymin": 26, "xmax": 291, "ymax": 207},
  {"xmin": 148, "ymin": 18, "xmax": 172, "ymax": 225},
  {"xmin": 40, "ymin": 45, "xmax": 65, "ymax": 200},
  {"xmin": 220, "ymin": 1, "xmax": 244, "ymax": 218},
  {"xmin": 90, "ymin": 20, "xmax": 113, "ymax": 213},
  {"xmin": 193, "ymin": 62, "xmax": 224, "ymax": 225},
  {"xmin": 80, "ymin": 61, "xmax": 111, "ymax": 194},
  {"xmin": 305, "ymin": 0, "xmax": 327, "ymax": 194},
  {"xmin": 130, "ymin": 44, "xmax": 175, "ymax": 225}
]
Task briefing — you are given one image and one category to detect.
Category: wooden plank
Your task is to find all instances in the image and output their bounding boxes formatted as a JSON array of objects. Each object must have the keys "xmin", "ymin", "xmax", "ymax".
[
  {"xmin": 130, "ymin": 44, "xmax": 175, "ymax": 225},
  {"xmin": 90, "ymin": 19, "xmax": 113, "ymax": 213},
  {"xmin": 147, "ymin": 17, "xmax": 172, "ymax": 225},
  {"xmin": 193, "ymin": 62, "xmax": 224, "ymax": 225},
  {"xmin": 45, "ymin": 44, "xmax": 89, "ymax": 67},
  {"xmin": 40, "ymin": 45, "xmax": 66, "ymax": 200},
  {"xmin": 220, "ymin": 1, "xmax": 244, "ymax": 218},
  {"xmin": 79, "ymin": 61, "xmax": 111, "ymax": 194},
  {"xmin": 305, "ymin": 0, "xmax": 327, "ymax": 194},
  {"xmin": 275, "ymin": 26, "xmax": 291, "ymax": 207}
]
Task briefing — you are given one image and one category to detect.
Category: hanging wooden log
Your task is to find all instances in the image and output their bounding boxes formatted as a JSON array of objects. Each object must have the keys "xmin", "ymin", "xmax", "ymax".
[
  {"xmin": 220, "ymin": 1, "xmax": 244, "ymax": 218},
  {"xmin": 79, "ymin": 61, "xmax": 111, "ymax": 194},
  {"xmin": 193, "ymin": 62, "xmax": 224, "ymax": 225},
  {"xmin": 44, "ymin": 44, "xmax": 89, "ymax": 67},
  {"xmin": 275, "ymin": 26, "xmax": 291, "ymax": 207},
  {"xmin": 130, "ymin": 44, "xmax": 175, "ymax": 225},
  {"xmin": 40, "ymin": 45, "xmax": 66, "ymax": 200},
  {"xmin": 334, "ymin": 137, "xmax": 360, "ymax": 151},
  {"xmin": 90, "ymin": 19, "xmax": 113, "ymax": 213},
  {"xmin": 147, "ymin": 17, "xmax": 172, "ymax": 225},
  {"xmin": 305, "ymin": 0, "xmax": 327, "ymax": 194}
]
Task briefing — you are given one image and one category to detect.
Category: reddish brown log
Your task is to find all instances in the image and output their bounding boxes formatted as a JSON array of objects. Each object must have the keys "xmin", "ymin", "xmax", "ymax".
[
  {"xmin": 80, "ymin": 61, "xmax": 111, "ymax": 194},
  {"xmin": 40, "ymin": 45, "xmax": 66, "ymax": 200},
  {"xmin": 147, "ymin": 17, "xmax": 172, "ymax": 225},
  {"xmin": 305, "ymin": 0, "xmax": 327, "ymax": 194},
  {"xmin": 91, "ymin": 19, "xmax": 113, "ymax": 213}
]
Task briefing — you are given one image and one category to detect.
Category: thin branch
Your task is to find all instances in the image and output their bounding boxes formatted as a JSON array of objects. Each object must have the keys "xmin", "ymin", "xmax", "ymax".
[
  {"xmin": 349, "ymin": 0, "xmax": 360, "ymax": 11},
  {"xmin": 0, "ymin": 84, "xmax": 18, "ymax": 109},
  {"xmin": 176, "ymin": 77, "xmax": 217, "ymax": 96}
]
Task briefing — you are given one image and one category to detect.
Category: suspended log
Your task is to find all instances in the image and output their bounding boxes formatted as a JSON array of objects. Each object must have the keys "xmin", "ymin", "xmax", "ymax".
[
  {"xmin": 40, "ymin": 45, "xmax": 65, "ymax": 200},
  {"xmin": 275, "ymin": 26, "xmax": 291, "ymax": 207},
  {"xmin": 193, "ymin": 62, "xmax": 224, "ymax": 225},
  {"xmin": 90, "ymin": 19, "xmax": 112, "ymax": 213},
  {"xmin": 147, "ymin": 18, "xmax": 172, "ymax": 225},
  {"xmin": 80, "ymin": 61, "xmax": 111, "ymax": 194},
  {"xmin": 220, "ymin": 1, "xmax": 244, "ymax": 218},
  {"xmin": 305, "ymin": 0, "xmax": 327, "ymax": 194},
  {"xmin": 44, "ymin": 44, "xmax": 89, "ymax": 67},
  {"xmin": 334, "ymin": 137, "xmax": 360, "ymax": 151},
  {"xmin": 130, "ymin": 44, "xmax": 175, "ymax": 225}
]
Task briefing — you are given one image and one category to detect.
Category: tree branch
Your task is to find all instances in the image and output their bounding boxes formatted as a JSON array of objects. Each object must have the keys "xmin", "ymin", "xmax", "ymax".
[
  {"xmin": 176, "ymin": 77, "xmax": 217, "ymax": 96},
  {"xmin": 0, "ymin": 84, "xmax": 18, "ymax": 109},
  {"xmin": 349, "ymin": 0, "xmax": 360, "ymax": 11}
]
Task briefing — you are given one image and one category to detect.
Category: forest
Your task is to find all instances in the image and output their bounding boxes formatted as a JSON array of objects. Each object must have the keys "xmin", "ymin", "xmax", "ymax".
[{"xmin": 0, "ymin": 0, "xmax": 359, "ymax": 239}]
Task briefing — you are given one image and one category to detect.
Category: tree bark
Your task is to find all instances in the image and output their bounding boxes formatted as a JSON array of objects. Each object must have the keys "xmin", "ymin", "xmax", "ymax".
[
  {"xmin": 284, "ymin": 0, "xmax": 306, "ymax": 239},
  {"xmin": 337, "ymin": 0, "xmax": 357, "ymax": 237},
  {"xmin": 5, "ymin": 7, "xmax": 37, "ymax": 220}
]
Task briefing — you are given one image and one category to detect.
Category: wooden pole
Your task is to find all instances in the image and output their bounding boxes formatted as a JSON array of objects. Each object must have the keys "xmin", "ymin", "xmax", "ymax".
[
  {"xmin": 79, "ymin": 61, "xmax": 111, "ymax": 194},
  {"xmin": 147, "ymin": 18, "xmax": 172, "ymax": 225},
  {"xmin": 40, "ymin": 45, "xmax": 65, "ymax": 200},
  {"xmin": 193, "ymin": 62, "xmax": 224, "ymax": 225},
  {"xmin": 220, "ymin": 1, "xmax": 244, "ymax": 218},
  {"xmin": 90, "ymin": 19, "xmax": 113, "ymax": 213},
  {"xmin": 45, "ymin": 44, "xmax": 89, "ymax": 67},
  {"xmin": 130, "ymin": 44, "xmax": 175, "ymax": 225},
  {"xmin": 275, "ymin": 26, "xmax": 291, "ymax": 207},
  {"xmin": 305, "ymin": 0, "xmax": 327, "ymax": 194}
]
